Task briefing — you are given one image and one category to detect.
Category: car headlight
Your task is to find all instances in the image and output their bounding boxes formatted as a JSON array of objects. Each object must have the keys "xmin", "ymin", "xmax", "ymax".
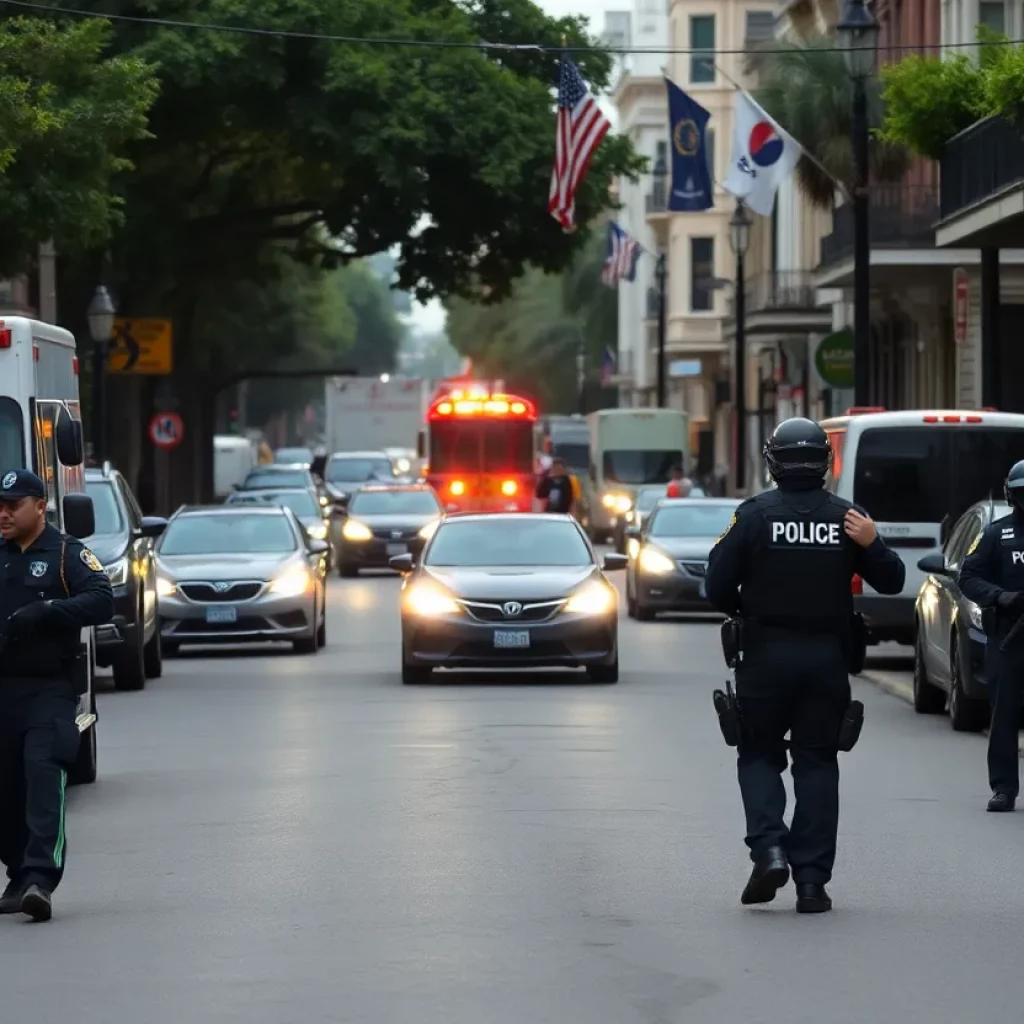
[
  {"xmin": 404, "ymin": 583, "xmax": 461, "ymax": 616},
  {"xmin": 564, "ymin": 581, "xmax": 617, "ymax": 615},
  {"xmin": 269, "ymin": 567, "xmax": 313, "ymax": 597},
  {"xmin": 104, "ymin": 557, "xmax": 129, "ymax": 587},
  {"xmin": 342, "ymin": 519, "xmax": 373, "ymax": 542},
  {"xmin": 638, "ymin": 546, "xmax": 675, "ymax": 575},
  {"xmin": 602, "ymin": 492, "xmax": 631, "ymax": 515},
  {"xmin": 968, "ymin": 601, "xmax": 984, "ymax": 630},
  {"xmin": 627, "ymin": 537, "xmax": 640, "ymax": 560},
  {"xmin": 319, "ymin": 494, "xmax": 329, "ymax": 507},
  {"xmin": 156, "ymin": 576, "xmax": 176, "ymax": 598},
  {"xmin": 418, "ymin": 519, "xmax": 440, "ymax": 540},
  {"xmin": 396, "ymin": 457, "xmax": 411, "ymax": 473},
  {"xmin": 306, "ymin": 522, "xmax": 328, "ymax": 540}
]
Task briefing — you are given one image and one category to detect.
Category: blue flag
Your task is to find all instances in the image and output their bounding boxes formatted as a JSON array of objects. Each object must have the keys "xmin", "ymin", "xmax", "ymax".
[{"xmin": 665, "ymin": 80, "xmax": 713, "ymax": 212}]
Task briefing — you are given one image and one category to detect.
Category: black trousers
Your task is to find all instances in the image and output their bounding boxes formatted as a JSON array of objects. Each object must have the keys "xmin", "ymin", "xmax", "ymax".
[
  {"xmin": 735, "ymin": 629, "xmax": 850, "ymax": 887},
  {"xmin": 0, "ymin": 686, "xmax": 80, "ymax": 893},
  {"xmin": 987, "ymin": 649, "xmax": 1024, "ymax": 798}
]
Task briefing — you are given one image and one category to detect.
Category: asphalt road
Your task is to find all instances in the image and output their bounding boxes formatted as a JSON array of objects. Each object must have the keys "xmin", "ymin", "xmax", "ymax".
[{"xmin": 3, "ymin": 571, "xmax": 1024, "ymax": 1023}]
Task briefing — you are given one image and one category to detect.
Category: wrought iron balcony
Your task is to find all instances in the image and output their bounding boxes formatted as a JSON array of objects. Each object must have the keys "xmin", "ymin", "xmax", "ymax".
[
  {"xmin": 645, "ymin": 182, "xmax": 668, "ymax": 215},
  {"xmin": 940, "ymin": 115, "xmax": 1024, "ymax": 220},
  {"xmin": 729, "ymin": 270, "xmax": 819, "ymax": 317},
  {"xmin": 819, "ymin": 184, "xmax": 939, "ymax": 267}
]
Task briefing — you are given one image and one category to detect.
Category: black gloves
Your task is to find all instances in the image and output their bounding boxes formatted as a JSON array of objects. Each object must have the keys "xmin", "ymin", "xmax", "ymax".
[
  {"xmin": 997, "ymin": 591, "xmax": 1024, "ymax": 614},
  {"xmin": 7, "ymin": 601, "xmax": 51, "ymax": 635}
]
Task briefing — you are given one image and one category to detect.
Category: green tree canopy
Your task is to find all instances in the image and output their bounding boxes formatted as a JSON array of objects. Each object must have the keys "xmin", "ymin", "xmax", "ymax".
[{"xmin": 0, "ymin": 16, "xmax": 156, "ymax": 274}]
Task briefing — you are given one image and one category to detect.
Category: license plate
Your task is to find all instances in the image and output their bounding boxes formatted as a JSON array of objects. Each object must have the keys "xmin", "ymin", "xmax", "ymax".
[
  {"xmin": 698, "ymin": 580, "xmax": 707, "ymax": 598},
  {"xmin": 493, "ymin": 630, "xmax": 530, "ymax": 649},
  {"xmin": 386, "ymin": 543, "xmax": 407, "ymax": 556},
  {"xmin": 206, "ymin": 606, "xmax": 237, "ymax": 624}
]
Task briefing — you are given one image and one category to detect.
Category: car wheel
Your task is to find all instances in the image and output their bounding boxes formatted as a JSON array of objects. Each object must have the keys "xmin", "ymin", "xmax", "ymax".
[
  {"xmin": 912, "ymin": 626, "xmax": 945, "ymax": 714},
  {"xmin": 339, "ymin": 562, "xmax": 359, "ymax": 578},
  {"xmin": 67, "ymin": 723, "xmax": 97, "ymax": 786},
  {"xmin": 949, "ymin": 636, "xmax": 988, "ymax": 732},
  {"xmin": 587, "ymin": 657, "xmax": 619, "ymax": 684},
  {"xmin": 317, "ymin": 610, "xmax": 327, "ymax": 648},
  {"xmin": 635, "ymin": 601, "xmax": 654, "ymax": 622},
  {"xmin": 163, "ymin": 639, "xmax": 179, "ymax": 658},
  {"xmin": 113, "ymin": 629, "xmax": 146, "ymax": 691},
  {"xmin": 143, "ymin": 621, "xmax": 163, "ymax": 679}
]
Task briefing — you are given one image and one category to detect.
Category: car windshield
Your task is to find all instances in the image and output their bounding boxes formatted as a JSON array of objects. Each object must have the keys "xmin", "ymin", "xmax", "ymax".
[
  {"xmin": 242, "ymin": 469, "xmax": 309, "ymax": 489},
  {"xmin": 84, "ymin": 481, "xmax": 123, "ymax": 534},
  {"xmin": 426, "ymin": 518, "xmax": 591, "ymax": 567},
  {"xmin": 326, "ymin": 457, "xmax": 394, "ymax": 482},
  {"xmin": 349, "ymin": 490, "xmax": 440, "ymax": 516},
  {"xmin": 228, "ymin": 490, "xmax": 319, "ymax": 517},
  {"xmin": 159, "ymin": 513, "xmax": 297, "ymax": 555},
  {"xmin": 603, "ymin": 450, "xmax": 681, "ymax": 485},
  {"xmin": 0, "ymin": 397, "xmax": 23, "ymax": 472},
  {"xmin": 637, "ymin": 487, "xmax": 668, "ymax": 512},
  {"xmin": 275, "ymin": 447, "xmax": 312, "ymax": 464},
  {"xmin": 649, "ymin": 504, "xmax": 738, "ymax": 538}
]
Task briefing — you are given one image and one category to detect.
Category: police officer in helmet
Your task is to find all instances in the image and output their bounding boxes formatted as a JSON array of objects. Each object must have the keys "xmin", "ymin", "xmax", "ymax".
[
  {"xmin": 705, "ymin": 418, "xmax": 905, "ymax": 912},
  {"xmin": 959, "ymin": 459, "xmax": 1024, "ymax": 812}
]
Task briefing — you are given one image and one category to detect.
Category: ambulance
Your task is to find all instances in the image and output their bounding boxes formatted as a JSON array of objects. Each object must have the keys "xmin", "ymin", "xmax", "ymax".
[{"xmin": 0, "ymin": 316, "xmax": 110, "ymax": 785}]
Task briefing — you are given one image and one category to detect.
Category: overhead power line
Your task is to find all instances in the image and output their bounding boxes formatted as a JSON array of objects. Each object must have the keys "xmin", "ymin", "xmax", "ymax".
[{"xmin": 0, "ymin": 0, "xmax": 1019, "ymax": 56}]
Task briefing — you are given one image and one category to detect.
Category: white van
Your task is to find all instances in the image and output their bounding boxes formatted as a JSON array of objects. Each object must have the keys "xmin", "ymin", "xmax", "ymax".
[
  {"xmin": 821, "ymin": 408, "xmax": 1024, "ymax": 646},
  {"xmin": 213, "ymin": 435, "xmax": 256, "ymax": 498}
]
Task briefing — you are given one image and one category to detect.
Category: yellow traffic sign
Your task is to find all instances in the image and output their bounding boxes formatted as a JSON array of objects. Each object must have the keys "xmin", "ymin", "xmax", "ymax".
[{"xmin": 108, "ymin": 318, "xmax": 173, "ymax": 375}]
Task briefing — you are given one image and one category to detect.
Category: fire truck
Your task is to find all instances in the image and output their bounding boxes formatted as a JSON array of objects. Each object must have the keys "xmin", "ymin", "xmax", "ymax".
[{"xmin": 419, "ymin": 386, "xmax": 538, "ymax": 512}]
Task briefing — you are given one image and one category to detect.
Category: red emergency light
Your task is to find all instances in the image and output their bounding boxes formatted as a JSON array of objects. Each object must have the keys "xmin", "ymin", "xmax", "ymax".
[
  {"xmin": 428, "ymin": 391, "xmax": 535, "ymax": 421},
  {"xmin": 0, "ymin": 329, "xmax": 10, "ymax": 349},
  {"xmin": 922, "ymin": 414, "xmax": 983, "ymax": 423},
  {"xmin": 851, "ymin": 574, "xmax": 863, "ymax": 595}
]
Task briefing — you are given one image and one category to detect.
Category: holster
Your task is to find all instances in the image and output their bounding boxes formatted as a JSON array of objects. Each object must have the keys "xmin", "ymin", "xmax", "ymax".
[
  {"xmin": 720, "ymin": 617, "xmax": 742, "ymax": 669},
  {"xmin": 846, "ymin": 613, "xmax": 867, "ymax": 675},
  {"xmin": 713, "ymin": 678, "xmax": 742, "ymax": 748},
  {"xmin": 837, "ymin": 700, "xmax": 864, "ymax": 752}
]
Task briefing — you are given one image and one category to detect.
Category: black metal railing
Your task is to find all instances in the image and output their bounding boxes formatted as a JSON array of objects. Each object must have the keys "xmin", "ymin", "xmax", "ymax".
[
  {"xmin": 645, "ymin": 286, "xmax": 661, "ymax": 320},
  {"xmin": 645, "ymin": 183, "xmax": 667, "ymax": 214},
  {"xmin": 819, "ymin": 184, "xmax": 939, "ymax": 266},
  {"xmin": 728, "ymin": 270, "xmax": 819, "ymax": 317},
  {"xmin": 940, "ymin": 115, "xmax": 1024, "ymax": 220}
]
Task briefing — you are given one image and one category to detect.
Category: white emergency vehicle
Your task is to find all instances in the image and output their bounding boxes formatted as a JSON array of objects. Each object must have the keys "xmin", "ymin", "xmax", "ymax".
[{"xmin": 0, "ymin": 316, "xmax": 109, "ymax": 784}]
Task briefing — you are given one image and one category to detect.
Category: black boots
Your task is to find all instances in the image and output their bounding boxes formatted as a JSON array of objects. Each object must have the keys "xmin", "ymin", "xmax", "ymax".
[
  {"xmin": 987, "ymin": 792, "xmax": 1016, "ymax": 812},
  {"xmin": 741, "ymin": 846, "xmax": 790, "ymax": 905},
  {"xmin": 0, "ymin": 881, "xmax": 21, "ymax": 915},
  {"xmin": 19, "ymin": 885, "xmax": 52, "ymax": 922},
  {"xmin": 795, "ymin": 883, "xmax": 832, "ymax": 914}
]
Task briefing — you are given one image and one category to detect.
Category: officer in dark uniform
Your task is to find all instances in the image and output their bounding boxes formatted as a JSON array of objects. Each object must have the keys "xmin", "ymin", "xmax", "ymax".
[
  {"xmin": 959, "ymin": 459, "xmax": 1024, "ymax": 813},
  {"xmin": 0, "ymin": 469, "xmax": 113, "ymax": 921},
  {"xmin": 705, "ymin": 419, "xmax": 905, "ymax": 913}
]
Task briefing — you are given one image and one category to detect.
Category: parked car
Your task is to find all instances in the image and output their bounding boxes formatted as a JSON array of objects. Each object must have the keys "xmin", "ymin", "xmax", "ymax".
[
  {"xmin": 912, "ymin": 499, "xmax": 1003, "ymax": 731},
  {"xmin": 84, "ymin": 464, "xmax": 168, "ymax": 690}
]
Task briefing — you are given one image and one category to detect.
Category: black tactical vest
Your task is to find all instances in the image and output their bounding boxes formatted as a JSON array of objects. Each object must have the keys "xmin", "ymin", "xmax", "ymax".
[{"xmin": 739, "ymin": 488, "xmax": 856, "ymax": 627}]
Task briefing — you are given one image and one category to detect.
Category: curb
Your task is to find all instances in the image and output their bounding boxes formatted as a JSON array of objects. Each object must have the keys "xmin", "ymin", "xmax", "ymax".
[{"xmin": 859, "ymin": 669, "xmax": 1024, "ymax": 756}]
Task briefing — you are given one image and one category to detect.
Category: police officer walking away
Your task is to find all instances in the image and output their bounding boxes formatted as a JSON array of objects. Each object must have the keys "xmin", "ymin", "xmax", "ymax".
[
  {"xmin": 704, "ymin": 419, "xmax": 905, "ymax": 913},
  {"xmin": 959, "ymin": 460, "xmax": 1024, "ymax": 812},
  {"xmin": 0, "ymin": 469, "xmax": 113, "ymax": 921}
]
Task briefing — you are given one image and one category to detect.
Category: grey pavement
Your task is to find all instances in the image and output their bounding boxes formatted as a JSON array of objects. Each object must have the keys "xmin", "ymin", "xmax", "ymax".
[{"xmin": 4, "ymin": 575, "xmax": 1024, "ymax": 1023}]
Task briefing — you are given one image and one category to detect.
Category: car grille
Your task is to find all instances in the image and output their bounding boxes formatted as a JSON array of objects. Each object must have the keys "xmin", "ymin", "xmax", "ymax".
[
  {"xmin": 178, "ymin": 581, "xmax": 264, "ymax": 602},
  {"xmin": 167, "ymin": 616, "xmax": 270, "ymax": 633},
  {"xmin": 457, "ymin": 599, "xmax": 567, "ymax": 624},
  {"xmin": 678, "ymin": 561, "xmax": 706, "ymax": 577},
  {"xmin": 371, "ymin": 527, "xmax": 422, "ymax": 541}
]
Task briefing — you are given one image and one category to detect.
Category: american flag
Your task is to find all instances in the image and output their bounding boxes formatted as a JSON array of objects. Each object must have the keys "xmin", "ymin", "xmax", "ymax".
[
  {"xmin": 601, "ymin": 222, "xmax": 640, "ymax": 286},
  {"xmin": 548, "ymin": 55, "xmax": 611, "ymax": 231}
]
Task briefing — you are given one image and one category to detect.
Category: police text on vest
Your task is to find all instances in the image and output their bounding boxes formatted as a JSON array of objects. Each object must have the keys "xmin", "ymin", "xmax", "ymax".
[
  {"xmin": 1012, "ymin": 551, "xmax": 1024, "ymax": 565},
  {"xmin": 771, "ymin": 521, "xmax": 841, "ymax": 545}
]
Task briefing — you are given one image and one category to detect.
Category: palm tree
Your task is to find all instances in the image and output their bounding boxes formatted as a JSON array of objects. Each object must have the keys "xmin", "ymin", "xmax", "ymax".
[{"xmin": 753, "ymin": 38, "xmax": 909, "ymax": 207}]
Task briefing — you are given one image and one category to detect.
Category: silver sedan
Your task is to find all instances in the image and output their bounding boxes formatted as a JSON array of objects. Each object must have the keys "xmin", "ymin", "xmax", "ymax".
[{"xmin": 155, "ymin": 505, "xmax": 329, "ymax": 655}]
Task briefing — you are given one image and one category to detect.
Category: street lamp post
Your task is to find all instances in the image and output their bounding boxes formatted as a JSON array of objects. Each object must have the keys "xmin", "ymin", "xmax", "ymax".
[
  {"xmin": 651, "ymin": 156, "xmax": 669, "ymax": 408},
  {"xmin": 838, "ymin": 0, "xmax": 879, "ymax": 409},
  {"xmin": 575, "ymin": 334, "xmax": 586, "ymax": 415},
  {"xmin": 87, "ymin": 285, "xmax": 116, "ymax": 464},
  {"xmin": 729, "ymin": 201, "xmax": 752, "ymax": 494}
]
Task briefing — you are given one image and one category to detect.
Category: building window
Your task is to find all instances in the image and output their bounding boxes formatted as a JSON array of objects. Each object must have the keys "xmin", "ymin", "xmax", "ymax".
[
  {"xmin": 979, "ymin": 0, "xmax": 1005, "ymax": 33},
  {"xmin": 655, "ymin": 139, "xmax": 668, "ymax": 168},
  {"xmin": 745, "ymin": 11, "xmax": 775, "ymax": 42},
  {"xmin": 690, "ymin": 237, "xmax": 715, "ymax": 312},
  {"xmin": 689, "ymin": 16, "xmax": 716, "ymax": 83},
  {"xmin": 705, "ymin": 128, "xmax": 715, "ymax": 181}
]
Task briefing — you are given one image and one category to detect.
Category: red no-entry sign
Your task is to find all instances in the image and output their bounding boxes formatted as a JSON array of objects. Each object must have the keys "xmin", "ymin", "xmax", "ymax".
[{"xmin": 149, "ymin": 412, "xmax": 184, "ymax": 450}]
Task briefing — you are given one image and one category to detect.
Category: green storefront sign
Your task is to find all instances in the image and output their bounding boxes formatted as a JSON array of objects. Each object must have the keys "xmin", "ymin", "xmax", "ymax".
[{"xmin": 815, "ymin": 329, "xmax": 854, "ymax": 389}]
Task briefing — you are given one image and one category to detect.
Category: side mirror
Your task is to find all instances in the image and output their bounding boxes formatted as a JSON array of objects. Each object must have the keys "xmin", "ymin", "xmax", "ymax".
[
  {"xmin": 602, "ymin": 553, "xmax": 629, "ymax": 571},
  {"xmin": 63, "ymin": 493, "xmax": 95, "ymax": 539},
  {"xmin": 308, "ymin": 539, "xmax": 329, "ymax": 554},
  {"xmin": 138, "ymin": 516, "xmax": 167, "ymax": 539},
  {"xmin": 624, "ymin": 525, "xmax": 641, "ymax": 539},
  {"xmin": 55, "ymin": 408, "xmax": 84, "ymax": 467},
  {"xmin": 917, "ymin": 553, "xmax": 951, "ymax": 576},
  {"xmin": 389, "ymin": 553, "xmax": 415, "ymax": 574}
]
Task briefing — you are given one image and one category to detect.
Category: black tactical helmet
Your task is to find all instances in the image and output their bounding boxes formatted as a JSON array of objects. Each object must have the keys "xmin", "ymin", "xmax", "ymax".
[
  {"xmin": 763, "ymin": 417, "xmax": 831, "ymax": 482},
  {"xmin": 1005, "ymin": 459, "xmax": 1024, "ymax": 511}
]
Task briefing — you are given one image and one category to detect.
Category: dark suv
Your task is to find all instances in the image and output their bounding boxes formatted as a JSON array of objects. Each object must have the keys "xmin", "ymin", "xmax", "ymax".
[{"xmin": 84, "ymin": 464, "xmax": 167, "ymax": 690}]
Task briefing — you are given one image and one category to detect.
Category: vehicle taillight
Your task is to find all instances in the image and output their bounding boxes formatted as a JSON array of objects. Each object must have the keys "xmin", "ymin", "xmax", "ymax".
[
  {"xmin": 72, "ymin": 357, "xmax": 79, "ymax": 375},
  {"xmin": 851, "ymin": 574, "xmax": 863, "ymax": 595},
  {"xmin": 0, "ymin": 329, "xmax": 10, "ymax": 348},
  {"xmin": 449, "ymin": 480, "xmax": 466, "ymax": 497},
  {"xmin": 32, "ymin": 344, "xmax": 39, "ymax": 362},
  {"xmin": 501, "ymin": 480, "xmax": 517, "ymax": 497}
]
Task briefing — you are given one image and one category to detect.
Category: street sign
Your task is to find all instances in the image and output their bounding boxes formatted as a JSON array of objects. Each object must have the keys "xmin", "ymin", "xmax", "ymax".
[
  {"xmin": 814, "ymin": 329, "xmax": 855, "ymax": 389},
  {"xmin": 109, "ymin": 318, "xmax": 173, "ymax": 374},
  {"xmin": 148, "ymin": 412, "xmax": 184, "ymax": 450},
  {"xmin": 953, "ymin": 267, "xmax": 969, "ymax": 345}
]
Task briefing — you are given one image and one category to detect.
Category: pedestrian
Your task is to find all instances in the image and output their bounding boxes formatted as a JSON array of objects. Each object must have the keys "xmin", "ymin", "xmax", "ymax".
[
  {"xmin": 535, "ymin": 457, "xmax": 575, "ymax": 515},
  {"xmin": 704, "ymin": 418, "xmax": 905, "ymax": 913},
  {"xmin": 665, "ymin": 464, "xmax": 691, "ymax": 499},
  {"xmin": 0, "ymin": 469, "xmax": 114, "ymax": 921},
  {"xmin": 958, "ymin": 459, "xmax": 1024, "ymax": 813}
]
